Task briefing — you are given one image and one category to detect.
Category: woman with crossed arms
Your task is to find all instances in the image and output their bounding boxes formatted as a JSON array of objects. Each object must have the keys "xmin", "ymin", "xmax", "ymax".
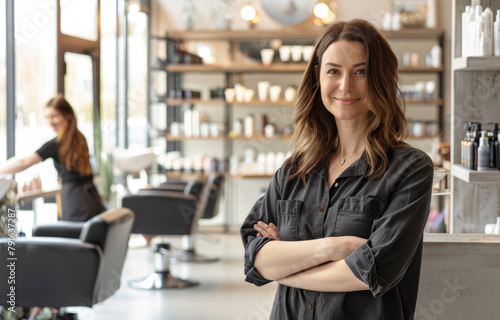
[{"xmin": 241, "ymin": 19, "xmax": 433, "ymax": 319}]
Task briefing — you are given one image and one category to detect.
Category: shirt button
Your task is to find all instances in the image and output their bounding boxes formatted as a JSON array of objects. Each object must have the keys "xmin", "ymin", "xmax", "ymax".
[
  {"xmin": 318, "ymin": 206, "xmax": 325, "ymax": 212},
  {"xmin": 306, "ymin": 303, "xmax": 313, "ymax": 310},
  {"xmin": 334, "ymin": 182, "xmax": 339, "ymax": 187}
]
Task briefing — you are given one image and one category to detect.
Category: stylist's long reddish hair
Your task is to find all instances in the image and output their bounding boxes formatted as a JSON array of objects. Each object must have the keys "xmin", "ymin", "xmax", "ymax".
[{"xmin": 46, "ymin": 94, "xmax": 92, "ymax": 177}]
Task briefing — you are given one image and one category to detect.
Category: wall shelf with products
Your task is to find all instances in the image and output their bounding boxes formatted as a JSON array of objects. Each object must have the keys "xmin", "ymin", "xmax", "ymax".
[
  {"xmin": 148, "ymin": 27, "xmax": 446, "ymax": 228},
  {"xmin": 450, "ymin": 0, "xmax": 500, "ymax": 233},
  {"xmin": 165, "ymin": 98, "xmax": 295, "ymax": 106},
  {"xmin": 452, "ymin": 56, "xmax": 500, "ymax": 70},
  {"xmin": 452, "ymin": 164, "xmax": 500, "ymax": 184}
]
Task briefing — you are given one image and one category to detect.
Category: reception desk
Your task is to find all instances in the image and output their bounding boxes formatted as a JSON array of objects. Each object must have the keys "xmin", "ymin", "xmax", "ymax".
[{"xmin": 416, "ymin": 234, "xmax": 500, "ymax": 320}]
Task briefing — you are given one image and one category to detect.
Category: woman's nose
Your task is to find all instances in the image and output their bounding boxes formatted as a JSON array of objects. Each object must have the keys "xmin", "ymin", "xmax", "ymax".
[{"xmin": 339, "ymin": 74, "xmax": 353, "ymax": 92}]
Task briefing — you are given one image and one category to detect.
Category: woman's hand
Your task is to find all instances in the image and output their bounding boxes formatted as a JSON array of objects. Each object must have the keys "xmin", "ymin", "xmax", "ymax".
[{"xmin": 253, "ymin": 221, "xmax": 280, "ymax": 240}]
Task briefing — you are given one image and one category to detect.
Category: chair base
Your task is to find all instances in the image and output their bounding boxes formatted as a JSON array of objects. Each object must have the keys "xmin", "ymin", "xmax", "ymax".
[
  {"xmin": 170, "ymin": 249, "xmax": 220, "ymax": 263},
  {"xmin": 128, "ymin": 271, "xmax": 198, "ymax": 289}
]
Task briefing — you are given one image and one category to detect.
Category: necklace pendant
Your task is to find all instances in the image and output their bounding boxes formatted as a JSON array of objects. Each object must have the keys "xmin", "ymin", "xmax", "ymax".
[{"xmin": 340, "ymin": 158, "xmax": 346, "ymax": 165}]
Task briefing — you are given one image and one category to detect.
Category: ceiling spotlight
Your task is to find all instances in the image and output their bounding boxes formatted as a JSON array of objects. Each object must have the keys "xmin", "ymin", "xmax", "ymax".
[
  {"xmin": 313, "ymin": 3, "xmax": 329, "ymax": 19},
  {"xmin": 241, "ymin": 3, "xmax": 260, "ymax": 27},
  {"xmin": 313, "ymin": 1, "xmax": 336, "ymax": 25}
]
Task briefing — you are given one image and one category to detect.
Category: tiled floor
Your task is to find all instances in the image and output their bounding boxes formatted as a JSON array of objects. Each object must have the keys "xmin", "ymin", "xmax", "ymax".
[{"xmin": 75, "ymin": 229, "xmax": 277, "ymax": 320}]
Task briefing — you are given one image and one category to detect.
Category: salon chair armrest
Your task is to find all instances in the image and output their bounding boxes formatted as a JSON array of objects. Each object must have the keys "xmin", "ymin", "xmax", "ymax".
[
  {"xmin": 33, "ymin": 221, "xmax": 86, "ymax": 239},
  {"xmin": 0, "ymin": 237, "xmax": 101, "ymax": 307}
]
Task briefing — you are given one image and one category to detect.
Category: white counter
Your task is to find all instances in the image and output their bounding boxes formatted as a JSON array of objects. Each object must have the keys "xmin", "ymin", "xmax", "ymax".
[{"xmin": 416, "ymin": 233, "xmax": 500, "ymax": 320}]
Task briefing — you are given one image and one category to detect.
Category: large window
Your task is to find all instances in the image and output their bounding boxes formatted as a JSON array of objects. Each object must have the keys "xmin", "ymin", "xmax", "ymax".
[
  {"xmin": 14, "ymin": 0, "xmax": 58, "ymax": 189},
  {"xmin": 127, "ymin": 10, "xmax": 148, "ymax": 147},
  {"xmin": 0, "ymin": 1, "xmax": 6, "ymax": 162},
  {"xmin": 101, "ymin": 0, "xmax": 117, "ymax": 151},
  {"xmin": 64, "ymin": 52, "xmax": 95, "ymax": 153},
  {"xmin": 61, "ymin": 0, "xmax": 98, "ymax": 41}
]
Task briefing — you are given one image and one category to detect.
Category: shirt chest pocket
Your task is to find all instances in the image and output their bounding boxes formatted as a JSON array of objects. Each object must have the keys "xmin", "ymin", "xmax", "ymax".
[
  {"xmin": 334, "ymin": 196, "xmax": 385, "ymax": 239},
  {"xmin": 276, "ymin": 200, "xmax": 302, "ymax": 241}
]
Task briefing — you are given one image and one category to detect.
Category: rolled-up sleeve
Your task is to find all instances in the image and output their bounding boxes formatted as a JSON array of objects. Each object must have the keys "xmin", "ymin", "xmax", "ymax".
[
  {"xmin": 240, "ymin": 165, "xmax": 284, "ymax": 286},
  {"xmin": 344, "ymin": 155, "xmax": 433, "ymax": 297}
]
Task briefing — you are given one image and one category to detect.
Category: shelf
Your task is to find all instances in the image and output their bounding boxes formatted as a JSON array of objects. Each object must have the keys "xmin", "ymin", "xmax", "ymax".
[
  {"xmin": 166, "ymin": 134, "xmax": 292, "ymax": 141},
  {"xmin": 166, "ymin": 134, "xmax": 224, "ymax": 141},
  {"xmin": 452, "ymin": 164, "xmax": 500, "ymax": 183},
  {"xmin": 398, "ymin": 66, "xmax": 443, "ymax": 73},
  {"xmin": 230, "ymin": 99, "xmax": 295, "ymax": 106},
  {"xmin": 165, "ymin": 63, "xmax": 308, "ymax": 73},
  {"xmin": 154, "ymin": 29, "xmax": 443, "ymax": 41},
  {"xmin": 381, "ymin": 29, "xmax": 443, "ymax": 39},
  {"xmin": 229, "ymin": 134, "xmax": 292, "ymax": 140},
  {"xmin": 164, "ymin": 29, "xmax": 320, "ymax": 41},
  {"xmin": 405, "ymin": 99, "xmax": 443, "ymax": 105},
  {"xmin": 166, "ymin": 98, "xmax": 224, "ymax": 105},
  {"xmin": 452, "ymin": 56, "xmax": 500, "ymax": 71},
  {"xmin": 165, "ymin": 98, "xmax": 294, "ymax": 106}
]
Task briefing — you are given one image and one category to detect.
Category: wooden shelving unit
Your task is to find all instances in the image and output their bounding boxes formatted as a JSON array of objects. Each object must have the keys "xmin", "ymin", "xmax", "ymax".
[{"xmin": 450, "ymin": 0, "xmax": 500, "ymax": 233}]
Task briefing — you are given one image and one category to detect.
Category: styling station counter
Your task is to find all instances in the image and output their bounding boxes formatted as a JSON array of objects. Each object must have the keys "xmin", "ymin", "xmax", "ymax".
[{"xmin": 416, "ymin": 233, "xmax": 500, "ymax": 319}]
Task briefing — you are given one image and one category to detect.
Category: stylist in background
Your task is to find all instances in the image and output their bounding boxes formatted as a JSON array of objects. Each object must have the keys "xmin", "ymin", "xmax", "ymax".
[{"xmin": 0, "ymin": 94, "xmax": 105, "ymax": 221}]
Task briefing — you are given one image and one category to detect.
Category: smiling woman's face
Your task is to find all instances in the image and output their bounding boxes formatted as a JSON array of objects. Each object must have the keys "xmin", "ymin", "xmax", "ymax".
[
  {"xmin": 45, "ymin": 106, "xmax": 68, "ymax": 132},
  {"xmin": 318, "ymin": 40, "xmax": 370, "ymax": 122}
]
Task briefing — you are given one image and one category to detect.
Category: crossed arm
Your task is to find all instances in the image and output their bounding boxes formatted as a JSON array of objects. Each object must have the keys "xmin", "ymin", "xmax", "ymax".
[{"xmin": 253, "ymin": 221, "xmax": 369, "ymax": 292}]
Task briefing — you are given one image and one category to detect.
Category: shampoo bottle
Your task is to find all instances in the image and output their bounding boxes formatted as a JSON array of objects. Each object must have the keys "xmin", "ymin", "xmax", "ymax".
[
  {"xmin": 495, "ymin": 10, "xmax": 500, "ymax": 56},
  {"xmin": 477, "ymin": 130, "xmax": 490, "ymax": 171},
  {"xmin": 496, "ymin": 132, "xmax": 500, "ymax": 170},
  {"xmin": 183, "ymin": 107, "xmax": 193, "ymax": 138},
  {"xmin": 483, "ymin": 8, "xmax": 494, "ymax": 56}
]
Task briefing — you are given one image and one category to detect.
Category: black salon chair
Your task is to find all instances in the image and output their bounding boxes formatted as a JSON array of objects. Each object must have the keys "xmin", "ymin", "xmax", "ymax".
[
  {"xmin": 121, "ymin": 190, "xmax": 201, "ymax": 289},
  {"xmin": 151, "ymin": 173, "xmax": 225, "ymax": 262},
  {"xmin": 0, "ymin": 207, "xmax": 134, "ymax": 319}
]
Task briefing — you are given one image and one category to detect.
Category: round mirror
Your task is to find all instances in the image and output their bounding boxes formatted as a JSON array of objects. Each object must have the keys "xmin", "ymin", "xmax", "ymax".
[{"xmin": 261, "ymin": 0, "xmax": 316, "ymax": 25}]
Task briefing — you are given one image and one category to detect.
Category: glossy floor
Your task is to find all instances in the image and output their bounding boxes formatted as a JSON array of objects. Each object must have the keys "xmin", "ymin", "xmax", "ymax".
[{"xmin": 80, "ymin": 229, "xmax": 277, "ymax": 320}]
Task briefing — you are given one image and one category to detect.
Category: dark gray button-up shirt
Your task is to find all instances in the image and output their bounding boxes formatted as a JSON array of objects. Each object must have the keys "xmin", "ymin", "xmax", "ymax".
[{"xmin": 241, "ymin": 146, "xmax": 434, "ymax": 320}]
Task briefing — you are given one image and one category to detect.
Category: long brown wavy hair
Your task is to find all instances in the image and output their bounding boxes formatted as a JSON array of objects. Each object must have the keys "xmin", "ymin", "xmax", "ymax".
[
  {"xmin": 46, "ymin": 95, "xmax": 92, "ymax": 177},
  {"xmin": 288, "ymin": 19, "xmax": 409, "ymax": 184}
]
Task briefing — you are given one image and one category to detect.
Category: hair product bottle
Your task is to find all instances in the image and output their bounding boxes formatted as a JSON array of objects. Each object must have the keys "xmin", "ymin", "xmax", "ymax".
[
  {"xmin": 478, "ymin": 131, "xmax": 491, "ymax": 171},
  {"xmin": 489, "ymin": 123, "xmax": 498, "ymax": 168},
  {"xmin": 495, "ymin": 10, "xmax": 500, "ymax": 56},
  {"xmin": 496, "ymin": 132, "xmax": 500, "ymax": 170}
]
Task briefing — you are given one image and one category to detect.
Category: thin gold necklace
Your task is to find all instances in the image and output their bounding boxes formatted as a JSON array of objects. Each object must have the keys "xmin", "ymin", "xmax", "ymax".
[{"xmin": 340, "ymin": 150, "xmax": 364, "ymax": 166}]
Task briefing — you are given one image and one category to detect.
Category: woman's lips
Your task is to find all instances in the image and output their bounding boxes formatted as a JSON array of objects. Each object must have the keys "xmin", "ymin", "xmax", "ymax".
[{"xmin": 335, "ymin": 98, "xmax": 360, "ymax": 106}]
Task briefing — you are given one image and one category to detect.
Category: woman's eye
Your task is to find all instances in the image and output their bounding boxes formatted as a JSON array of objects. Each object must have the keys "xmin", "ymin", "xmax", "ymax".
[
  {"xmin": 355, "ymin": 69, "xmax": 366, "ymax": 75},
  {"xmin": 327, "ymin": 69, "xmax": 339, "ymax": 75}
]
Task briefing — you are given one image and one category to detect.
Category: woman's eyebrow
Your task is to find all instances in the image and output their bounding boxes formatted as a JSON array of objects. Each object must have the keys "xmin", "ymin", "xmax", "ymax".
[{"xmin": 324, "ymin": 62, "xmax": 366, "ymax": 68}]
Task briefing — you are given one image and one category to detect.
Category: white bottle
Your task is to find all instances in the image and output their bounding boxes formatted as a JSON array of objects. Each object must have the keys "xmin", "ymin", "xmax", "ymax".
[
  {"xmin": 191, "ymin": 108, "xmax": 200, "ymax": 137},
  {"xmin": 495, "ymin": 10, "xmax": 500, "ymax": 56},
  {"xmin": 183, "ymin": 108, "xmax": 192, "ymax": 138},
  {"xmin": 383, "ymin": 12, "xmax": 392, "ymax": 30},
  {"xmin": 244, "ymin": 114, "xmax": 255, "ymax": 138},
  {"xmin": 391, "ymin": 11, "xmax": 400, "ymax": 31},
  {"xmin": 430, "ymin": 43, "xmax": 442, "ymax": 67},
  {"xmin": 426, "ymin": 0, "xmax": 436, "ymax": 28},
  {"xmin": 462, "ymin": 6, "xmax": 471, "ymax": 57},
  {"xmin": 482, "ymin": 8, "xmax": 494, "ymax": 56},
  {"xmin": 479, "ymin": 32, "xmax": 487, "ymax": 56},
  {"xmin": 494, "ymin": 217, "xmax": 500, "ymax": 234},
  {"xmin": 477, "ymin": 130, "xmax": 490, "ymax": 171}
]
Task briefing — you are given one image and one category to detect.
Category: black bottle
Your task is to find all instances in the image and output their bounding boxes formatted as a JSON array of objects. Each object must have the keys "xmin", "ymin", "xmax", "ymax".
[
  {"xmin": 489, "ymin": 123, "xmax": 498, "ymax": 169},
  {"xmin": 496, "ymin": 132, "xmax": 500, "ymax": 171},
  {"xmin": 468, "ymin": 123, "xmax": 479, "ymax": 170}
]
